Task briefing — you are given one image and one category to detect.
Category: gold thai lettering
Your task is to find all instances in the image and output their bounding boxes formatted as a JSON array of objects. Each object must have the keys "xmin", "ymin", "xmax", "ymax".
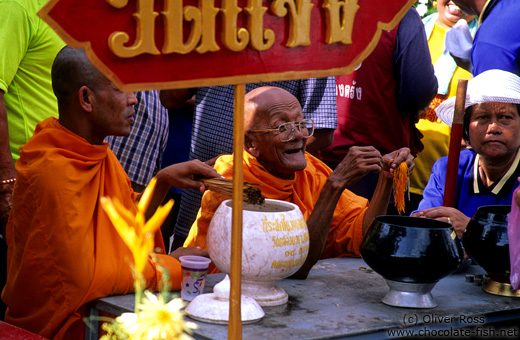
[
  {"xmin": 161, "ymin": 0, "xmax": 220, "ymax": 54},
  {"xmin": 271, "ymin": 231, "xmax": 309, "ymax": 248},
  {"xmin": 271, "ymin": 0, "xmax": 313, "ymax": 47},
  {"xmin": 262, "ymin": 215, "xmax": 306, "ymax": 232},
  {"xmin": 162, "ymin": 0, "xmax": 199, "ymax": 54},
  {"xmin": 271, "ymin": 255, "xmax": 306, "ymax": 269},
  {"xmin": 272, "ymin": 234, "xmax": 302, "ymax": 247},
  {"xmin": 196, "ymin": 0, "xmax": 220, "ymax": 53},
  {"xmin": 107, "ymin": 0, "xmax": 161, "ymax": 57},
  {"xmin": 245, "ymin": 0, "xmax": 275, "ymax": 51},
  {"xmin": 106, "ymin": 0, "xmax": 361, "ymax": 58},
  {"xmin": 300, "ymin": 231, "xmax": 309, "ymax": 243},
  {"xmin": 322, "ymin": 0, "xmax": 359, "ymax": 44},
  {"xmin": 221, "ymin": 0, "xmax": 249, "ymax": 51}
]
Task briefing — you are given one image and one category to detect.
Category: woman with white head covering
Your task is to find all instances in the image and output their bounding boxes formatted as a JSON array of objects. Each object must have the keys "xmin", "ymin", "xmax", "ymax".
[{"xmin": 412, "ymin": 69, "xmax": 520, "ymax": 237}]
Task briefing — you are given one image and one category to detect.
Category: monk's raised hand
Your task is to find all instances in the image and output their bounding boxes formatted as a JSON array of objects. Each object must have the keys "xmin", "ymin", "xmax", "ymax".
[
  {"xmin": 160, "ymin": 159, "xmax": 222, "ymax": 193},
  {"xmin": 382, "ymin": 147, "xmax": 414, "ymax": 178},
  {"xmin": 330, "ymin": 146, "xmax": 382, "ymax": 189}
]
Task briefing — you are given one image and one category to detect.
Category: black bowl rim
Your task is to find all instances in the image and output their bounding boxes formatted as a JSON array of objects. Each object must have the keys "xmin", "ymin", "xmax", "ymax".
[
  {"xmin": 372, "ymin": 215, "xmax": 454, "ymax": 230},
  {"xmin": 472, "ymin": 205, "xmax": 511, "ymax": 217},
  {"xmin": 474, "ymin": 204, "xmax": 511, "ymax": 210}
]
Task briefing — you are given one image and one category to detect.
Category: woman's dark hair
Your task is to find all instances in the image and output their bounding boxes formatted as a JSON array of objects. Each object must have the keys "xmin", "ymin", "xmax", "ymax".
[{"xmin": 462, "ymin": 103, "xmax": 520, "ymax": 146}]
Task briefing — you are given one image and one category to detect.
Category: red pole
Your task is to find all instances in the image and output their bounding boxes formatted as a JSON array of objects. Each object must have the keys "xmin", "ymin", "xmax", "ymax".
[{"xmin": 443, "ymin": 79, "xmax": 468, "ymax": 207}]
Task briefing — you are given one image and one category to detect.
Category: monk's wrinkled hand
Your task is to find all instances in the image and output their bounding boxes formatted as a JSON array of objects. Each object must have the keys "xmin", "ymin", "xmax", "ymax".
[
  {"xmin": 329, "ymin": 146, "xmax": 382, "ymax": 189},
  {"xmin": 169, "ymin": 246, "xmax": 209, "ymax": 261},
  {"xmin": 382, "ymin": 147, "xmax": 414, "ymax": 178},
  {"xmin": 161, "ymin": 159, "xmax": 223, "ymax": 193},
  {"xmin": 411, "ymin": 206, "xmax": 469, "ymax": 238}
]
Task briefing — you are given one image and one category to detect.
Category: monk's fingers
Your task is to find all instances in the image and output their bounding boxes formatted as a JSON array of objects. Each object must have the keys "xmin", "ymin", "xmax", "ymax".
[
  {"xmin": 186, "ymin": 159, "xmax": 222, "ymax": 179},
  {"xmin": 349, "ymin": 145, "xmax": 379, "ymax": 154},
  {"xmin": 365, "ymin": 163, "xmax": 383, "ymax": 174},
  {"xmin": 180, "ymin": 178, "xmax": 211, "ymax": 193},
  {"xmin": 336, "ymin": 158, "xmax": 381, "ymax": 178},
  {"xmin": 160, "ymin": 160, "xmax": 222, "ymax": 190},
  {"xmin": 385, "ymin": 148, "xmax": 411, "ymax": 167},
  {"xmin": 346, "ymin": 146, "xmax": 382, "ymax": 162}
]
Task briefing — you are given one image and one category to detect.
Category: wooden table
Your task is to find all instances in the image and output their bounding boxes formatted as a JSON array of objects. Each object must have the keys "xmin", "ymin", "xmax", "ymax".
[{"xmin": 87, "ymin": 257, "xmax": 520, "ymax": 339}]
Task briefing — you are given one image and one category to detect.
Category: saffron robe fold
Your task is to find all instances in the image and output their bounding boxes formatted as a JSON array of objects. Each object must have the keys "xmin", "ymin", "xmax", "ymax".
[
  {"xmin": 2, "ymin": 118, "xmax": 182, "ymax": 339},
  {"xmin": 185, "ymin": 151, "xmax": 369, "ymax": 272}
]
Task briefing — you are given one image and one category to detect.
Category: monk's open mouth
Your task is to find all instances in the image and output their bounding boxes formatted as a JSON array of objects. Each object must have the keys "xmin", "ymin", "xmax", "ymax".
[{"xmin": 285, "ymin": 148, "xmax": 302, "ymax": 154}]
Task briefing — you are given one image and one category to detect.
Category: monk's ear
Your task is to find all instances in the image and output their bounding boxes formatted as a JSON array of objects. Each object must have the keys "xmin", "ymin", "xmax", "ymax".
[
  {"xmin": 245, "ymin": 135, "xmax": 260, "ymax": 158},
  {"xmin": 78, "ymin": 86, "xmax": 93, "ymax": 112}
]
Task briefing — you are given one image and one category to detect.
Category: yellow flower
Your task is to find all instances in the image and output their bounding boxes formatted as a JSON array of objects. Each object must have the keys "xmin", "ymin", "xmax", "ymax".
[
  {"xmin": 115, "ymin": 291, "xmax": 197, "ymax": 340},
  {"xmin": 100, "ymin": 177, "xmax": 174, "ymax": 274},
  {"xmin": 98, "ymin": 178, "xmax": 195, "ymax": 339}
]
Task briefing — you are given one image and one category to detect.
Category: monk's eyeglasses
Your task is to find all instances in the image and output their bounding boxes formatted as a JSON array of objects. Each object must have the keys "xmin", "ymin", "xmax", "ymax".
[{"xmin": 247, "ymin": 119, "xmax": 314, "ymax": 142}]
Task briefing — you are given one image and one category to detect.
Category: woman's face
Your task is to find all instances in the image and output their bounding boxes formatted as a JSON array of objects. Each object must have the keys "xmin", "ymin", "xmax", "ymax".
[
  {"xmin": 469, "ymin": 102, "xmax": 520, "ymax": 161},
  {"xmin": 436, "ymin": 0, "xmax": 475, "ymax": 28}
]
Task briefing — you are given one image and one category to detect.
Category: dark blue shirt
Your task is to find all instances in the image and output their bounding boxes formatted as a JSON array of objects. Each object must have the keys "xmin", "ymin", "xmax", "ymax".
[
  {"xmin": 472, "ymin": 0, "xmax": 520, "ymax": 76},
  {"xmin": 414, "ymin": 149, "xmax": 520, "ymax": 218}
]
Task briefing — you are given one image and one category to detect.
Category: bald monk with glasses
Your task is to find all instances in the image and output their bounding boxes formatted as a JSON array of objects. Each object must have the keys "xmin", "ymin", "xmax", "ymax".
[{"xmin": 184, "ymin": 86, "xmax": 414, "ymax": 279}]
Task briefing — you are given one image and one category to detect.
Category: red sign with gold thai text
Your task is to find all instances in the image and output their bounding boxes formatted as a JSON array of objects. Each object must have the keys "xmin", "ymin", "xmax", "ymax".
[{"xmin": 40, "ymin": 0, "xmax": 415, "ymax": 91}]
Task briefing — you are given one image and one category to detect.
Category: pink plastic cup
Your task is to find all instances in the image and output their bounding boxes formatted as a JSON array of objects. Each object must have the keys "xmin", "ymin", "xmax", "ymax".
[{"xmin": 179, "ymin": 255, "xmax": 212, "ymax": 301}]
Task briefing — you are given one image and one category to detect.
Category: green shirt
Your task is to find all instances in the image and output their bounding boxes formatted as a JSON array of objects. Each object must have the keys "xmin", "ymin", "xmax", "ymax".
[{"xmin": 0, "ymin": 0, "xmax": 65, "ymax": 161}]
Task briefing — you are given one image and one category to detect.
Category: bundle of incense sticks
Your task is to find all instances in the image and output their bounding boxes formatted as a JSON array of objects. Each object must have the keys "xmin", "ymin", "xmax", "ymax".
[{"xmin": 199, "ymin": 177, "xmax": 265, "ymax": 205}]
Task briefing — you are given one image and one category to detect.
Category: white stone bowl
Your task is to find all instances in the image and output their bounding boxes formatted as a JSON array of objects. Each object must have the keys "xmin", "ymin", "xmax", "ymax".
[{"xmin": 207, "ymin": 199, "xmax": 309, "ymax": 306}]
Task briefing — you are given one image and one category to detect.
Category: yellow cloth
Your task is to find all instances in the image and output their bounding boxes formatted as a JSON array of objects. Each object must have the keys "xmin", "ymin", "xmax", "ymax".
[
  {"xmin": 411, "ymin": 22, "xmax": 473, "ymax": 195},
  {"xmin": 185, "ymin": 151, "xmax": 368, "ymax": 273},
  {"xmin": 2, "ymin": 118, "xmax": 182, "ymax": 339}
]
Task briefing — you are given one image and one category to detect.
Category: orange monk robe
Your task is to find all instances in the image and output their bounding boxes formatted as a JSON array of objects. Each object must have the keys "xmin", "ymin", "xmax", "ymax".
[
  {"xmin": 185, "ymin": 150, "xmax": 369, "ymax": 273},
  {"xmin": 2, "ymin": 118, "xmax": 182, "ymax": 340}
]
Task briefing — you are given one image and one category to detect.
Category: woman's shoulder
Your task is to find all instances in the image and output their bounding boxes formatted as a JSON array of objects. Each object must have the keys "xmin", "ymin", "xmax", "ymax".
[{"xmin": 432, "ymin": 148, "xmax": 476, "ymax": 170}]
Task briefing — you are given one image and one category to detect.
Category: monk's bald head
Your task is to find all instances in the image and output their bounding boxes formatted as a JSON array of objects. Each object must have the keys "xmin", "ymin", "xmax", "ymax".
[
  {"xmin": 51, "ymin": 46, "xmax": 110, "ymax": 106},
  {"xmin": 244, "ymin": 86, "xmax": 308, "ymax": 179},
  {"xmin": 244, "ymin": 87, "xmax": 302, "ymax": 131}
]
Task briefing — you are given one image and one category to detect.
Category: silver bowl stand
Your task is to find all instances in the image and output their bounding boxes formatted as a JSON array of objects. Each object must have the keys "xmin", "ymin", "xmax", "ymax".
[{"xmin": 382, "ymin": 279, "xmax": 438, "ymax": 308}]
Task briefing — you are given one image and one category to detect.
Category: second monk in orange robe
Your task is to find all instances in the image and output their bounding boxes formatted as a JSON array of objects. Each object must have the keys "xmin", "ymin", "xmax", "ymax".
[{"xmin": 2, "ymin": 47, "xmax": 220, "ymax": 339}]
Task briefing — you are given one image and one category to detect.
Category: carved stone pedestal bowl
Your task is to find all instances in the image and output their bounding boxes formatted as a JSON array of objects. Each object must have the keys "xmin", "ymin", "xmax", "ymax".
[{"xmin": 207, "ymin": 199, "xmax": 309, "ymax": 306}]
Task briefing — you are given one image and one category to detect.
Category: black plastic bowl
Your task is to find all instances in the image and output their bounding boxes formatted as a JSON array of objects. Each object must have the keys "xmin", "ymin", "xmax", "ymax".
[
  {"xmin": 360, "ymin": 215, "xmax": 463, "ymax": 283},
  {"xmin": 462, "ymin": 205, "xmax": 511, "ymax": 283}
]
